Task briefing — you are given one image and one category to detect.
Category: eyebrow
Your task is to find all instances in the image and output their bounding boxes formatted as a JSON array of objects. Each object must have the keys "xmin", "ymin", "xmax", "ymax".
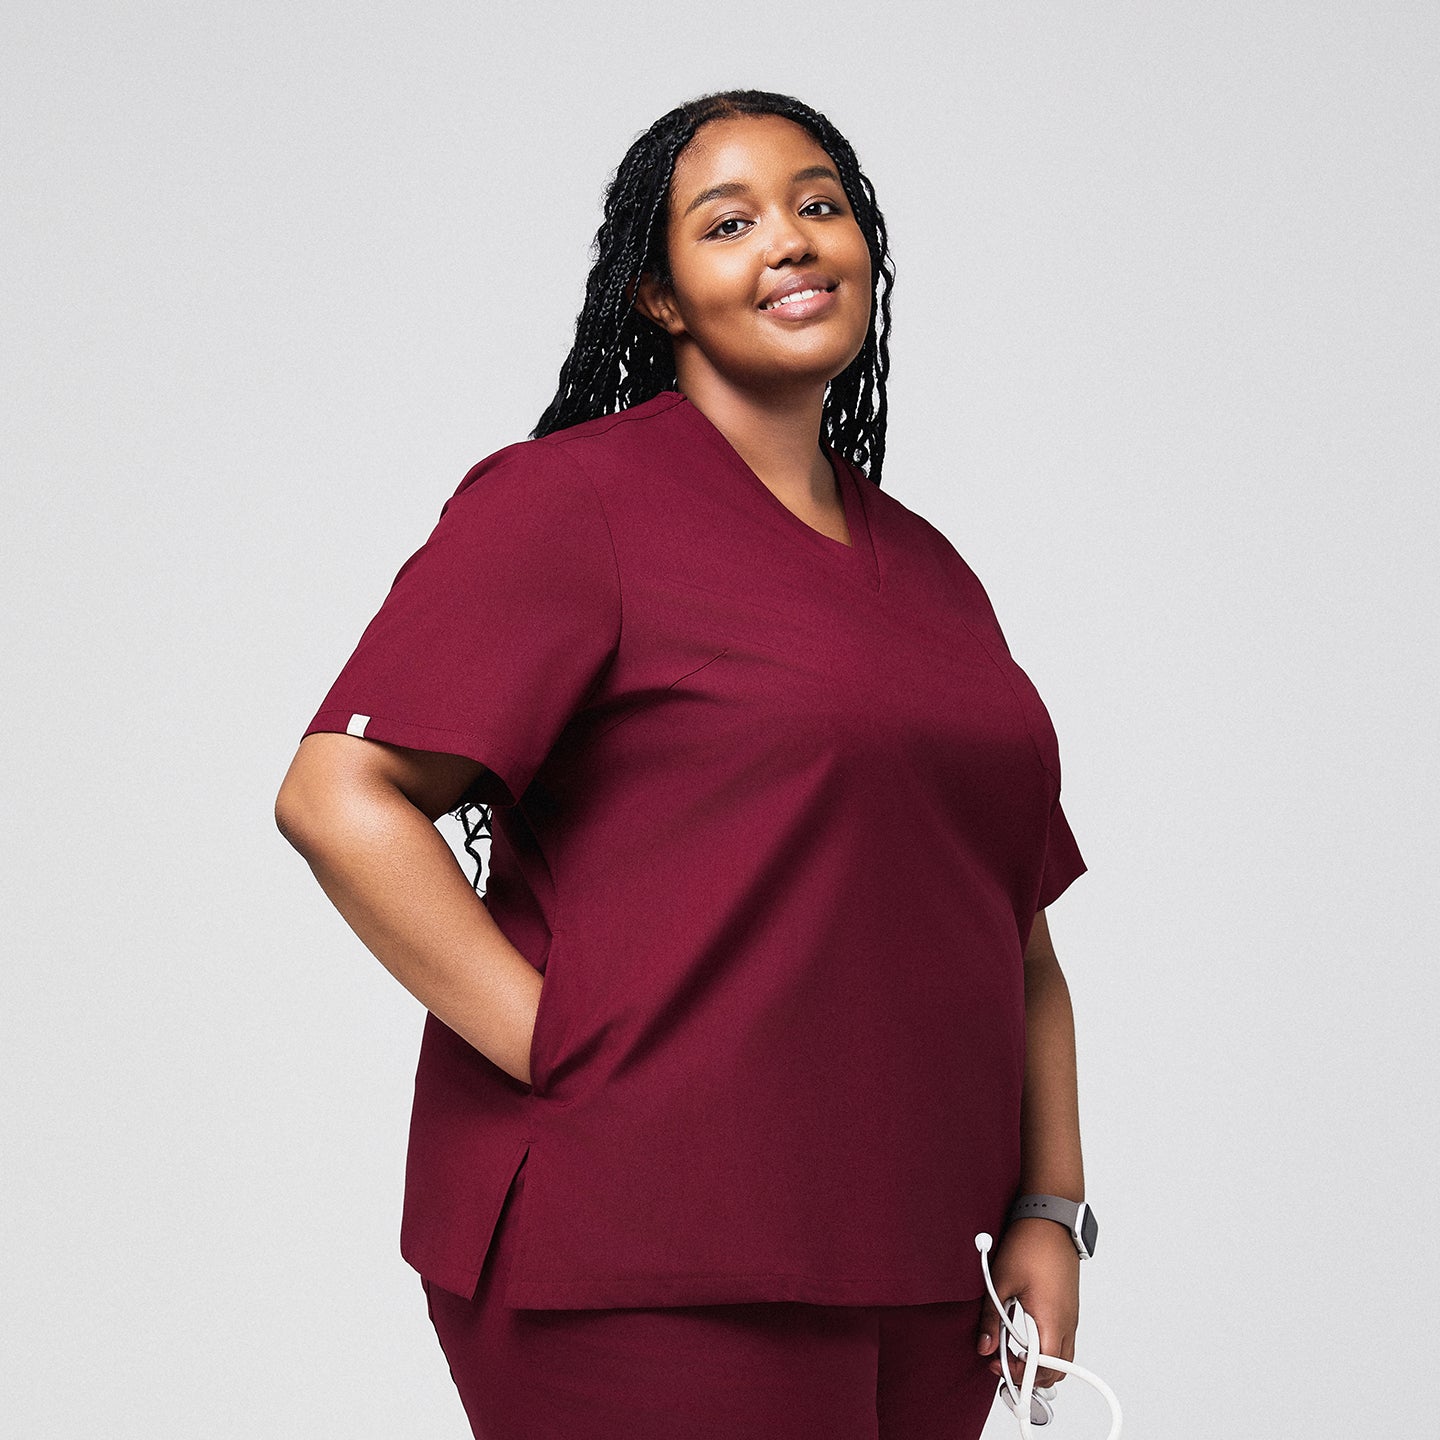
[{"xmin": 681, "ymin": 165, "xmax": 842, "ymax": 219}]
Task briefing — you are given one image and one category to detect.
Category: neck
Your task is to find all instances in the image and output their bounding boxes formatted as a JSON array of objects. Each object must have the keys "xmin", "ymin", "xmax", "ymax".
[{"xmin": 672, "ymin": 366, "xmax": 833, "ymax": 503}]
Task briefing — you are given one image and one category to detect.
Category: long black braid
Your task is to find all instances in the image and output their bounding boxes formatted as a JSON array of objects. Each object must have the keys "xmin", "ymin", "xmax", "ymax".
[{"xmin": 452, "ymin": 89, "xmax": 897, "ymax": 893}]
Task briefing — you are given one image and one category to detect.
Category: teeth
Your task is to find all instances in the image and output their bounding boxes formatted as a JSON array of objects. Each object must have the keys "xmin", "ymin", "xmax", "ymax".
[{"xmin": 764, "ymin": 287, "xmax": 823, "ymax": 310}]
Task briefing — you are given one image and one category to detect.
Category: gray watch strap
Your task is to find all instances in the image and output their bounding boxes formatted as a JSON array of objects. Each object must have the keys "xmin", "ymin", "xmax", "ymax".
[{"xmin": 1007, "ymin": 1193, "xmax": 1097, "ymax": 1258}]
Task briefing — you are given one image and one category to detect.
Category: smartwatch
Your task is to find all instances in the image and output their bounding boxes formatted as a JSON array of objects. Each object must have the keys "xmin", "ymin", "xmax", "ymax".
[{"xmin": 1007, "ymin": 1193, "xmax": 1098, "ymax": 1259}]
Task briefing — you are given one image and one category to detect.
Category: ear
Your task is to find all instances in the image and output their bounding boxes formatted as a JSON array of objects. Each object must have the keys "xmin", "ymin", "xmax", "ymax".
[{"xmin": 632, "ymin": 271, "xmax": 685, "ymax": 337}]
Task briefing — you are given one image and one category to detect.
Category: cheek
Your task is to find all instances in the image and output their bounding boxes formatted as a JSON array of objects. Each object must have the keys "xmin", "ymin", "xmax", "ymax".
[
  {"xmin": 673, "ymin": 255, "xmax": 751, "ymax": 326},
  {"xmin": 848, "ymin": 245, "xmax": 874, "ymax": 325},
  {"xmin": 848, "ymin": 233, "xmax": 873, "ymax": 289}
]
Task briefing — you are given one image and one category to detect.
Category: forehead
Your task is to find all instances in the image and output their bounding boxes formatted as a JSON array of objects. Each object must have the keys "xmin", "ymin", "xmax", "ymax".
[{"xmin": 670, "ymin": 114, "xmax": 832, "ymax": 203}]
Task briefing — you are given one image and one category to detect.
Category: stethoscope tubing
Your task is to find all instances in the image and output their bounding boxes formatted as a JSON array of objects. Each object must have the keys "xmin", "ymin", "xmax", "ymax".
[{"xmin": 974, "ymin": 1232, "xmax": 1123, "ymax": 1438}]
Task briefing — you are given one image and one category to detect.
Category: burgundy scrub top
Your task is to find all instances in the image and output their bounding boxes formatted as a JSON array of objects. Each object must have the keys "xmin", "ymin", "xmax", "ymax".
[{"xmin": 301, "ymin": 389, "xmax": 1087, "ymax": 1309}]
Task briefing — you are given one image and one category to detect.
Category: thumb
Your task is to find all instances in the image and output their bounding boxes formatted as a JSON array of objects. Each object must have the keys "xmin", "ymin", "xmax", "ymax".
[{"xmin": 976, "ymin": 1306, "xmax": 999, "ymax": 1355}]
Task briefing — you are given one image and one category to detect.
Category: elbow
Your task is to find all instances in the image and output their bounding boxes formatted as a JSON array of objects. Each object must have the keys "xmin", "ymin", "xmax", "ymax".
[
  {"xmin": 275, "ymin": 733, "xmax": 408, "ymax": 856},
  {"xmin": 274, "ymin": 746, "xmax": 343, "ymax": 856},
  {"xmin": 274, "ymin": 780, "xmax": 320, "ymax": 855}
]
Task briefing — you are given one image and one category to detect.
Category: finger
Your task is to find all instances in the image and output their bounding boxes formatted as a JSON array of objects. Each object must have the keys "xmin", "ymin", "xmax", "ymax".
[
  {"xmin": 1038, "ymin": 1326, "xmax": 1075, "ymax": 1385},
  {"xmin": 992, "ymin": 1344, "xmax": 1027, "ymax": 1385},
  {"xmin": 1034, "ymin": 1349, "xmax": 1063, "ymax": 1386},
  {"xmin": 1029, "ymin": 1346, "xmax": 1060, "ymax": 1388},
  {"xmin": 989, "ymin": 1316, "xmax": 1068, "ymax": 1386},
  {"xmin": 974, "ymin": 1301, "xmax": 1002, "ymax": 1357},
  {"xmin": 1055, "ymin": 1329, "xmax": 1075, "ymax": 1381}
]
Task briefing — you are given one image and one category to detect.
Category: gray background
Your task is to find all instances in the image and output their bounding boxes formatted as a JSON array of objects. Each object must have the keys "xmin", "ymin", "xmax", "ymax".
[{"xmin": 4, "ymin": 1, "xmax": 1435, "ymax": 1435}]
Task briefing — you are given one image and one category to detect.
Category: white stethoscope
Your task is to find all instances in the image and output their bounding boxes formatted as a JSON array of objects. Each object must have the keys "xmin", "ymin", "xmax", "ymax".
[{"xmin": 974, "ymin": 1232, "xmax": 1123, "ymax": 1437}]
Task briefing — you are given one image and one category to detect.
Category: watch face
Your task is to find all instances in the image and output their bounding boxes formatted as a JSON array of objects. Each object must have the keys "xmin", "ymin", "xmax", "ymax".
[{"xmin": 1079, "ymin": 1205, "xmax": 1099, "ymax": 1255}]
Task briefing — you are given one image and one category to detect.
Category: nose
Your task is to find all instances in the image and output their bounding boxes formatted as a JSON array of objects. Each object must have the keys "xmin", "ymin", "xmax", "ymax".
[{"xmin": 763, "ymin": 210, "xmax": 816, "ymax": 268}]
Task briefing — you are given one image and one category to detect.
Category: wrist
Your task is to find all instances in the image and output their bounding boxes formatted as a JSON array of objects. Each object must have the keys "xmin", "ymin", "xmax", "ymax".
[{"xmin": 1007, "ymin": 1192, "xmax": 1098, "ymax": 1259}]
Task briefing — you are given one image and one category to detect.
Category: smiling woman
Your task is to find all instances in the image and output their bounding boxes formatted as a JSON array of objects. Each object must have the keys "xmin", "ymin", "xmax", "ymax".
[{"xmin": 277, "ymin": 87, "xmax": 1094, "ymax": 1440}]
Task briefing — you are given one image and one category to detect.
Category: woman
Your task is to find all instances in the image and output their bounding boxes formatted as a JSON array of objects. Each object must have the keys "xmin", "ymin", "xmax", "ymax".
[{"xmin": 276, "ymin": 88, "xmax": 1094, "ymax": 1440}]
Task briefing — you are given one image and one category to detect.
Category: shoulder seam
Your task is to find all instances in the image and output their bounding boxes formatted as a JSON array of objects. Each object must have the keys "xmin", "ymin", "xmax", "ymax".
[
  {"xmin": 531, "ymin": 438, "xmax": 625, "ymax": 666},
  {"xmin": 532, "ymin": 391, "xmax": 685, "ymax": 447}
]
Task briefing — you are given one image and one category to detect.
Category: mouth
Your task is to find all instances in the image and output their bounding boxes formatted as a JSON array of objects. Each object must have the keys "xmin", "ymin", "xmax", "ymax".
[{"xmin": 758, "ymin": 282, "xmax": 839, "ymax": 312}]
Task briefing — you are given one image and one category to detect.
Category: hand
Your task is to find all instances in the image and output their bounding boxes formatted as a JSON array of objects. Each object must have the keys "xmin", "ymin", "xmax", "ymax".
[{"xmin": 975, "ymin": 1218, "xmax": 1080, "ymax": 1389}]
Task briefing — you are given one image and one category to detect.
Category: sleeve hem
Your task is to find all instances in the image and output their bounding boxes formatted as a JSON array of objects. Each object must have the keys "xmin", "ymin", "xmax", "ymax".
[
  {"xmin": 1034, "ymin": 792, "xmax": 1088, "ymax": 911},
  {"xmin": 1036, "ymin": 858, "xmax": 1088, "ymax": 912},
  {"xmin": 303, "ymin": 708, "xmax": 523, "ymax": 808}
]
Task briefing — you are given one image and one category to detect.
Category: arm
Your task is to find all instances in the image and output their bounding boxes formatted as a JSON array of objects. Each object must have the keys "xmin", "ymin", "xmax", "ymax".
[
  {"xmin": 274, "ymin": 731, "xmax": 542, "ymax": 1086},
  {"xmin": 1018, "ymin": 908, "xmax": 1085, "ymax": 1201},
  {"xmin": 975, "ymin": 907, "xmax": 1086, "ymax": 1385}
]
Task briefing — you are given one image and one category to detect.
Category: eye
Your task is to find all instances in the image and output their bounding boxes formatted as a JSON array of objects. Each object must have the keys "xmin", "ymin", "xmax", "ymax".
[
  {"xmin": 802, "ymin": 198, "xmax": 845, "ymax": 216},
  {"xmin": 707, "ymin": 216, "xmax": 751, "ymax": 238}
]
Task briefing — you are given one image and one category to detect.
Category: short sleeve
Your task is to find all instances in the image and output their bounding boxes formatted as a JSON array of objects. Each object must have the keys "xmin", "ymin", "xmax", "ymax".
[
  {"xmin": 1036, "ymin": 793, "xmax": 1088, "ymax": 911},
  {"xmin": 301, "ymin": 439, "xmax": 622, "ymax": 808}
]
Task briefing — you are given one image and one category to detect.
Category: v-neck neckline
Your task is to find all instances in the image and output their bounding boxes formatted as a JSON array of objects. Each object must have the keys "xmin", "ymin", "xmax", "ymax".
[{"xmin": 665, "ymin": 390, "xmax": 881, "ymax": 592}]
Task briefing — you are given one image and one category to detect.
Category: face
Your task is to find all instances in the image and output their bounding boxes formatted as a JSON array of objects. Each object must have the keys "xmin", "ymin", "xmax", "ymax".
[{"xmin": 633, "ymin": 113, "xmax": 873, "ymax": 397}]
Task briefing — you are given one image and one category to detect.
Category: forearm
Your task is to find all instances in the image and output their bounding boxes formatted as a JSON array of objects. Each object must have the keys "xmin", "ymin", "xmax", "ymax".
[
  {"xmin": 1017, "ymin": 955, "xmax": 1085, "ymax": 1201},
  {"xmin": 280, "ymin": 785, "xmax": 542, "ymax": 1085}
]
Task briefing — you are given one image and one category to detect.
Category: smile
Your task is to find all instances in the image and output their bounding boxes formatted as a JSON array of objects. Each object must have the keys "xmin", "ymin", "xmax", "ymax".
[{"xmin": 760, "ymin": 286, "xmax": 836, "ymax": 311}]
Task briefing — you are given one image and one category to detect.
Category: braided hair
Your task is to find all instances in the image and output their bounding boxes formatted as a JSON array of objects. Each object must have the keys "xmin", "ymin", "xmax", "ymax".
[{"xmin": 453, "ymin": 89, "xmax": 897, "ymax": 892}]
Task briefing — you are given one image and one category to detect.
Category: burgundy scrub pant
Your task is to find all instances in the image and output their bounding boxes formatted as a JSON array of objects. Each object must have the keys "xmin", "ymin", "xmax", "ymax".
[{"xmin": 421, "ymin": 1155, "xmax": 999, "ymax": 1440}]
